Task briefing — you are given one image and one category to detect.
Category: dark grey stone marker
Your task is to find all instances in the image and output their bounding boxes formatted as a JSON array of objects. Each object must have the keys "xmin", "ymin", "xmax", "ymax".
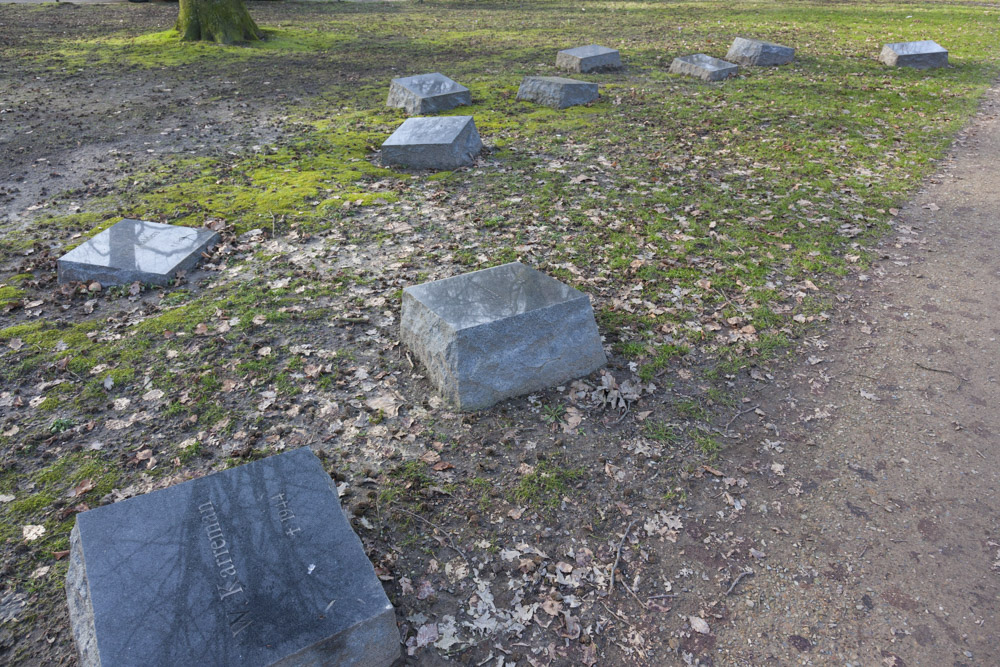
[
  {"xmin": 669, "ymin": 54, "xmax": 739, "ymax": 81},
  {"xmin": 726, "ymin": 37, "xmax": 794, "ymax": 66},
  {"xmin": 516, "ymin": 76, "xmax": 598, "ymax": 109},
  {"xmin": 555, "ymin": 45, "xmax": 622, "ymax": 73},
  {"xmin": 381, "ymin": 116, "xmax": 482, "ymax": 170},
  {"xmin": 386, "ymin": 73, "xmax": 471, "ymax": 115},
  {"xmin": 66, "ymin": 448, "xmax": 399, "ymax": 667},
  {"xmin": 879, "ymin": 40, "xmax": 948, "ymax": 69},
  {"xmin": 400, "ymin": 262, "xmax": 606, "ymax": 411},
  {"xmin": 57, "ymin": 218, "xmax": 219, "ymax": 287}
]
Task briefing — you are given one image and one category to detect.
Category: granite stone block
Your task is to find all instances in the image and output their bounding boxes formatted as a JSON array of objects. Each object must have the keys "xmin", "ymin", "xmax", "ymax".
[
  {"xmin": 879, "ymin": 40, "xmax": 948, "ymax": 69},
  {"xmin": 66, "ymin": 448, "xmax": 399, "ymax": 667},
  {"xmin": 400, "ymin": 262, "xmax": 607, "ymax": 411},
  {"xmin": 57, "ymin": 219, "xmax": 220, "ymax": 287},
  {"xmin": 726, "ymin": 37, "xmax": 794, "ymax": 66},
  {"xmin": 381, "ymin": 116, "xmax": 482, "ymax": 170},
  {"xmin": 386, "ymin": 73, "xmax": 471, "ymax": 115},
  {"xmin": 669, "ymin": 54, "xmax": 739, "ymax": 81},
  {"xmin": 516, "ymin": 76, "xmax": 598, "ymax": 109},
  {"xmin": 555, "ymin": 45, "xmax": 622, "ymax": 73}
]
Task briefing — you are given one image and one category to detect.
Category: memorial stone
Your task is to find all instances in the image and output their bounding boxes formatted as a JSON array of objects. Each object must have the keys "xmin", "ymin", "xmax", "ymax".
[
  {"xmin": 66, "ymin": 448, "xmax": 399, "ymax": 667},
  {"xmin": 57, "ymin": 219, "xmax": 220, "ymax": 287},
  {"xmin": 516, "ymin": 76, "xmax": 598, "ymax": 109},
  {"xmin": 386, "ymin": 73, "xmax": 471, "ymax": 115},
  {"xmin": 555, "ymin": 45, "xmax": 622, "ymax": 73},
  {"xmin": 669, "ymin": 54, "xmax": 739, "ymax": 81},
  {"xmin": 726, "ymin": 37, "xmax": 794, "ymax": 66},
  {"xmin": 400, "ymin": 262, "xmax": 607, "ymax": 411},
  {"xmin": 381, "ymin": 116, "xmax": 482, "ymax": 170},
  {"xmin": 879, "ymin": 41, "xmax": 948, "ymax": 69}
]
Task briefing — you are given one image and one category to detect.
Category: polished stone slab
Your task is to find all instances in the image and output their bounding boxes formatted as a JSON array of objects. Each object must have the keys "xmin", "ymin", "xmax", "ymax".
[
  {"xmin": 516, "ymin": 76, "xmax": 598, "ymax": 109},
  {"xmin": 386, "ymin": 73, "xmax": 471, "ymax": 115},
  {"xmin": 381, "ymin": 116, "xmax": 482, "ymax": 170},
  {"xmin": 669, "ymin": 54, "xmax": 738, "ymax": 81},
  {"xmin": 879, "ymin": 40, "xmax": 948, "ymax": 69},
  {"xmin": 556, "ymin": 45, "xmax": 621, "ymax": 73},
  {"xmin": 401, "ymin": 262, "xmax": 607, "ymax": 411},
  {"xmin": 57, "ymin": 219, "xmax": 220, "ymax": 287},
  {"xmin": 66, "ymin": 448, "xmax": 399, "ymax": 667},
  {"xmin": 726, "ymin": 37, "xmax": 794, "ymax": 66}
]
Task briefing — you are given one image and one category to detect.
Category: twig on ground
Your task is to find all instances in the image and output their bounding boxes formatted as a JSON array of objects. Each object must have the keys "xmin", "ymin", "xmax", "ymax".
[
  {"xmin": 915, "ymin": 362, "xmax": 954, "ymax": 374},
  {"xmin": 390, "ymin": 506, "xmax": 469, "ymax": 564},
  {"xmin": 608, "ymin": 519, "xmax": 638, "ymax": 594},
  {"xmin": 725, "ymin": 405, "xmax": 761, "ymax": 431},
  {"xmin": 857, "ymin": 543, "xmax": 870, "ymax": 559},
  {"xmin": 725, "ymin": 569, "xmax": 754, "ymax": 596},
  {"xmin": 647, "ymin": 593, "xmax": 678, "ymax": 600},
  {"xmin": 620, "ymin": 578, "xmax": 648, "ymax": 608}
]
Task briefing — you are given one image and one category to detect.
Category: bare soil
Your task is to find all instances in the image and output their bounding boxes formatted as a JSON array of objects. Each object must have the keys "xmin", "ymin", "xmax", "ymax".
[{"xmin": 0, "ymin": 5, "xmax": 997, "ymax": 667}]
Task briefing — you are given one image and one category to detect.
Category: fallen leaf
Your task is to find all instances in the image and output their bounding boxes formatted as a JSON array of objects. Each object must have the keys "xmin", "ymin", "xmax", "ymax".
[
  {"xmin": 257, "ymin": 346, "xmax": 272, "ymax": 357},
  {"xmin": 689, "ymin": 616, "xmax": 710, "ymax": 634},
  {"xmin": 72, "ymin": 479, "xmax": 95, "ymax": 497},
  {"xmin": 859, "ymin": 389, "xmax": 878, "ymax": 401},
  {"xmin": 143, "ymin": 389, "xmax": 165, "ymax": 402},
  {"xmin": 23, "ymin": 524, "xmax": 46, "ymax": 541},
  {"xmin": 29, "ymin": 566, "xmax": 50, "ymax": 579},
  {"xmin": 0, "ymin": 494, "xmax": 15, "ymax": 503}
]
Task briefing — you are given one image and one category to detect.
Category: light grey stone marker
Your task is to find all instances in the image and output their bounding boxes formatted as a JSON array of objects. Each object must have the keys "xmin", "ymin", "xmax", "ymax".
[
  {"xmin": 669, "ymin": 54, "xmax": 739, "ymax": 81},
  {"xmin": 381, "ymin": 116, "xmax": 482, "ymax": 170},
  {"xmin": 879, "ymin": 40, "xmax": 948, "ymax": 69},
  {"xmin": 57, "ymin": 218, "xmax": 220, "ymax": 287},
  {"xmin": 386, "ymin": 73, "xmax": 471, "ymax": 115},
  {"xmin": 401, "ymin": 262, "xmax": 607, "ymax": 411},
  {"xmin": 516, "ymin": 76, "xmax": 598, "ymax": 109},
  {"xmin": 556, "ymin": 45, "xmax": 622, "ymax": 73},
  {"xmin": 726, "ymin": 37, "xmax": 794, "ymax": 66}
]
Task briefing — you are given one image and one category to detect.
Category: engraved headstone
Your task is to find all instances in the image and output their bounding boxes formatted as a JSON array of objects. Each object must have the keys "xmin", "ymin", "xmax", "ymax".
[
  {"xmin": 57, "ymin": 218, "xmax": 219, "ymax": 287},
  {"xmin": 381, "ymin": 116, "xmax": 483, "ymax": 170},
  {"xmin": 555, "ymin": 45, "xmax": 622, "ymax": 73},
  {"xmin": 879, "ymin": 40, "xmax": 948, "ymax": 69},
  {"xmin": 669, "ymin": 54, "xmax": 739, "ymax": 81},
  {"xmin": 66, "ymin": 448, "xmax": 399, "ymax": 667},
  {"xmin": 516, "ymin": 76, "xmax": 598, "ymax": 109},
  {"xmin": 386, "ymin": 73, "xmax": 471, "ymax": 115},
  {"xmin": 401, "ymin": 262, "xmax": 607, "ymax": 411},
  {"xmin": 726, "ymin": 37, "xmax": 794, "ymax": 66}
]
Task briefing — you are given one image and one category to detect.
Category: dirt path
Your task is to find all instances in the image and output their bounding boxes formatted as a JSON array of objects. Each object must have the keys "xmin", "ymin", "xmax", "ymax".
[{"xmin": 705, "ymin": 84, "xmax": 1000, "ymax": 666}]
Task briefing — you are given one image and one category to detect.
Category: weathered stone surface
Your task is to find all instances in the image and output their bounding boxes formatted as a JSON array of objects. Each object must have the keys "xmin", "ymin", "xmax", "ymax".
[
  {"xmin": 516, "ymin": 76, "xmax": 598, "ymax": 109},
  {"xmin": 386, "ymin": 73, "xmax": 471, "ymax": 115},
  {"xmin": 669, "ymin": 54, "xmax": 738, "ymax": 81},
  {"xmin": 400, "ymin": 262, "xmax": 607, "ymax": 411},
  {"xmin": 555, "ymin": 45, "xmax": 621, "ymax": 73},
  {"xmin": 879, "ymin": 40, "xmax": 948, "ymax": 69},
  {"xmin": 66, "ymin": 448, "xmax": 399, "ymax": 667},
  {"xmin": 726, "ymin": 37, "xmax": 794, "ymax": 66},
  {"xmin": 57, "ymin": 219, "xmax": 219, "ymax": 287},
  {"xmin": 381, "ymin": 116, "xmax": 482, "ymax": 170}
]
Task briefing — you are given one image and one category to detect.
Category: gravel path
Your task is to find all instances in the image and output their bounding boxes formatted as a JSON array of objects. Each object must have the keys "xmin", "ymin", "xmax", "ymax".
[{"xmin": 707, "ymin": 83, "xmax": 1000, "ymax": 667}]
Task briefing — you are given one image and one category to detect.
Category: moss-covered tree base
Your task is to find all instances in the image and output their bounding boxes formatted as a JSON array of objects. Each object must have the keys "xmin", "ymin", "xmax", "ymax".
[{"xmin": 176, "ymin": 0, "xmax": 261, "ymax": 44}]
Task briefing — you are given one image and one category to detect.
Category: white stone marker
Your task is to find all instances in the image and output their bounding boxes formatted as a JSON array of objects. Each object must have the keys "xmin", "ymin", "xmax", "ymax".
[
  {"xmin": 726, "ymin": 37, "xmax": 794, "ymax": 66},
  {"xmin": 669, "ymin": 54, "xmax": 739, "ymax": 81},
  {"xmin": 516, "ymin": 76, "xmax": 598, "ymax": 108},
  {"xmin": 381, "ymin": 116, "xmax": 482, "ymax": 170},
  {"xmin": 401, "ymin": 262, "xmax": 607, "ymax": 411},
  {"xmin": 556, "ymin": 45, "xmax": 622, "ymax": 73},
  {"xmin": 879, "ymin": 41, "xmax": 948, "ymax": 69},
  {"xmin": 386, "ymin": 73, "xmax": 471, "ymax": 115}
]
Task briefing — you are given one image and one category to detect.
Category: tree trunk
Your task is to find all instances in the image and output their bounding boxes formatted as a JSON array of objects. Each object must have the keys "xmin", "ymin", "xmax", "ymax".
[{"xmin": 176, "ymin": 0, "xmax": 261, "ymax": 45}]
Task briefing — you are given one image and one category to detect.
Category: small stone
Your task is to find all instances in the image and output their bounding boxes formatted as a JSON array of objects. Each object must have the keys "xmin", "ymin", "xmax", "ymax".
[
  {"xmin": 669, "ymin": 54, "xmax": 739, "ymax": 81},
  {"xmin": 386, "ymin": 73, "xmax": 471, "ymax": 115},
  {"xmin": 58, "ymin": 219, "xmax": 220, "ymax": 288},
  {"xmin": 878, "ymin": 40, "xmax": 948, "ymax": 69},
  {"xmin": 556, "ymin": 45, "xmax": 622, "ymax": 73},
  {"xmin": 381, "ymin": 116, "xmax": 482, "ymax": 171},
  {"xmin": 726, "ymin": 37, "xmax": 795, "ymax": 66},
  {"xmin": 516, "ymin": 76, "xmax": 598, "ymax": 109},
  {"xmin": 400, "ymin": 262, "xmax": 606, "ymax": 411}
]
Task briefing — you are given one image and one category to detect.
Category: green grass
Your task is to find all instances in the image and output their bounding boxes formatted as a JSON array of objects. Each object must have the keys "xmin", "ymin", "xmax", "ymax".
[{"xmin": 511, "ymin": 460, "xmax": 586, "ymax": 509}]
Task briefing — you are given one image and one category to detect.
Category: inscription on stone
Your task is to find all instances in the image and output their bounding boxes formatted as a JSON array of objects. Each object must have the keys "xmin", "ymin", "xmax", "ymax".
[{"xmin": 66, "ymin": 448, "xmax": 399, "ymax": 666}]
